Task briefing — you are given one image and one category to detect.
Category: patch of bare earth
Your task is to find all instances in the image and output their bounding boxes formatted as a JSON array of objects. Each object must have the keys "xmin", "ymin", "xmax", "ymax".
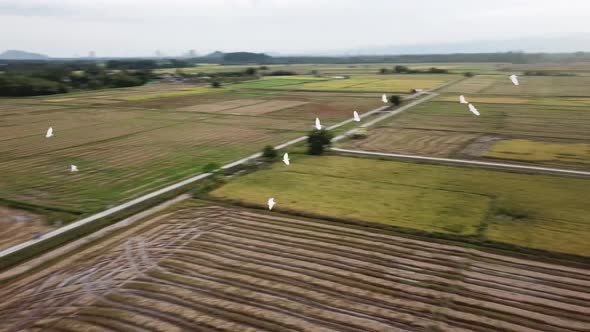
[
  {"xmin": 175, "ymin": 99, "xmax": 263, "ymax": 112},
  {"xmin": 342, "ymin": 128, "xmax": 481, "ymax": 157},
  {"xmin": 0, "ymin": 206, "xmax": 51, "ymax": 250},
  {"xmin": 220, "ymin": 100, "xmax": 309, "ymax": 115},
  {"xmin": 459, "ymin": 135, "xmax": 505, "ymax": 158}
]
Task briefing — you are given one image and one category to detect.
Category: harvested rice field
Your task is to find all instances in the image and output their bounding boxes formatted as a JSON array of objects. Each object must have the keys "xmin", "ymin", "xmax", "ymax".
[
  {"xmin": 341, "ymin": 93, "xmax": 590, "ymax": 169},
  {"xmin": 1, "ymin": 204, "xmax": 589, "ymax": 332},
  {"xmin": 0, "ymin": 83, "xmax": 381, "ymax": 227}
]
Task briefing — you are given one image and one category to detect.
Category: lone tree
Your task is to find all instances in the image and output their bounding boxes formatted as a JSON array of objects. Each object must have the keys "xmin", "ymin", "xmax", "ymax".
[
  {"xmin": 307, "ymin": 129, "xmax": 334, "ymax": 155},
  {"xmin": 211, "ymin": 80, "xmax": 221, "ymax": 88},
  {"xmin": 262, "ymin": 145, "xmax": 278, "ymax": 160},
  {"xmin": 244, "ymin": 67, "xmax": 257, "ymax": 75},
  {"xmin": 394, "ymin": 65, "xmax": 408, "ymax": 73},
  {"xmin": 389, "ymin": 95, "xmax": 402, "ymax": 106},
  {"xmin": 464, "ymin": 72, "xmax": 475, "ymax": 77}
]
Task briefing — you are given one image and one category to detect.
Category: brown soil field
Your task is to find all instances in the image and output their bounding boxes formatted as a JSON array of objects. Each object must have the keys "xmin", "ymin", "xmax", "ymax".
[
  {"xmin": 175, "ymin": 99, "xmax": 309, "ymax": 115},
  {"xmin": 0, "ymin": 207, "xmax": 51, "ymax": 250},
  {"xmin": 341, "ymin": 128, "xmax": 481, "ymax": 157},
  {"xmin": 221, "ymin": 100, "xmax": 309, "ymax": 115},
  {"xmin": 175, "ymin": 99, "xmax": 263, "ymax": 112},
  {"xmin": 1, "ymin": 204, "xmax": 589, "ymax": 331}
]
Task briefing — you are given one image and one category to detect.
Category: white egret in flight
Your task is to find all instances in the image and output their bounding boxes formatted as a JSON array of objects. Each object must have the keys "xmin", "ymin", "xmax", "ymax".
[{"xmin": 468, "ymin": 103, "xmax": 480, "ymax": 116}]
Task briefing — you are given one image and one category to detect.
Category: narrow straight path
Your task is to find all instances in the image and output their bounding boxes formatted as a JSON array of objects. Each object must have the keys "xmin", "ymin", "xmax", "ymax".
[{"xmin": 331, "ymin": 148, "xmax": 590, "ymax": 177}]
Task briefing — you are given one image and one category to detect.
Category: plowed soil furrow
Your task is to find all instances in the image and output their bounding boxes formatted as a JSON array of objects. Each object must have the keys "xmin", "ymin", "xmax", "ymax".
[
  {"xmin": 73, "ymin": 307, "xmax": 183, "ymax": 332},
  {"xmin": 160, "ymin": 260, "xmax": 470, "ymax": 332},
  {"xmin": 168, "ymin": 252, "xmax": 545, "ymax": 332},
  {"xmin": 232, "ymin": 210, "xmax": 590, "ymax": 277},
  {"xmin": 218, "ymin": 217, "xmax": 590, "ymax": 294},
  {"xmin": 142, "ymin": 269, "xmax": 413, "ymax": 332},
  {"xmin": 191, "ymin": 232, "xmax": 590, "ymax": 321},
  {"xmin": 3, "ymin": 206, "xmax": 590, "ymax": 332},
  {"xmin": 182, "ymin": 240, "xmax": 589, "ymax": 332},
  {"xmin": 45, "ymin": 318, "xmax": 111, "ymax": 332},
  {"xmin": 120, "ymin": 287, "xmax": 302, "ymax": 332},
  {"xmin": 207, "ymin": 223, "xmax": 590, "ymax": 308},
  {"xmin": 98, "ymin": 294, "xmax": 225, "ymax": 332},
  {"xmin": 126, "ymin": 279, "xmax": 356, "ymax": 332}
]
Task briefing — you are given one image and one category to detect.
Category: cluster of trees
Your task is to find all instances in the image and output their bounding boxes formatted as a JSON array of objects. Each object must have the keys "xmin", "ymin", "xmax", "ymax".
[
  {"xmin": 523, "ymin": 70, "xmax": 573, "ymax": 76},
  {"xmin": 270, "ymin": 52, "xmax": 590, "ymax": 65},
  {"xmin": 169, "ymin": 51, "xmax": 590, "ymax": 66},
  {"xmin": 379, "ymin": 65, "xmax": 449, "ymax": 74},
  {"xmin": 0, "ymin": 75, "xmax": 67, "ymax": 96},
  {"xmin": 261, "ymin": 128, "xmax": 334, "ymax": 163},
  {"xmin": 0, "ymin": 62, "xmax": 152, "ymax": 96},
  {"xmin": 206, "ymin": 67, "xmax": 297, "ymax": 88},
  {"xmin": 266, "ymin": 70, "xmax": 296, "ymax": 76}
]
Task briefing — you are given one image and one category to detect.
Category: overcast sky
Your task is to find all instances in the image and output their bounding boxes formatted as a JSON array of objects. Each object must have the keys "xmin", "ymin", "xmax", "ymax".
[{"xmin": 1, "ymin": 0, "xmax": 589, "ymax": 57}]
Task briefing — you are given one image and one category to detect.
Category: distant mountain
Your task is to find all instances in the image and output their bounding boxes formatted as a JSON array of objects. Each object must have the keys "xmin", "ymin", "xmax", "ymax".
[
  {"xmin": 327, "ymin": 34, "xmax": 590, "ymax": 56},
  {"xmin": 204, "ymin": 51, "xmax": 225, "ymax": 59},
  {"xmin": 0, "ymin": 50, "xmax": 49, "ymax": 60}
]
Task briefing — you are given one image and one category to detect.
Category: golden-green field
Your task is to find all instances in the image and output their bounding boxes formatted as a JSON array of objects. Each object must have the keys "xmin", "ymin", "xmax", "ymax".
[
  {"xmin": 211, "ymin": 155, "xmax": 590, "ymax": 256},
  {"xmin": 442, "ymin": 74, "xmax": 590, "ymax": 96},
  {"xmin": 486, "ymin": 139, "xmax": 590, "ymax": 165}
]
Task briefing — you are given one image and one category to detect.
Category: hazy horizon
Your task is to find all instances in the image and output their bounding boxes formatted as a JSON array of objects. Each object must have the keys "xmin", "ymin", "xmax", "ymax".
[{"xmin": 1, "ymin": 0, "xmax": 590, "ymax": 57}]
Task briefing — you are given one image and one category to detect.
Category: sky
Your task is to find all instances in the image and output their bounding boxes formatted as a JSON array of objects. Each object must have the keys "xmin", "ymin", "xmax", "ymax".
[{"xmin": 1, "ymin": 0, "xmax": 590, "ymax": 57}]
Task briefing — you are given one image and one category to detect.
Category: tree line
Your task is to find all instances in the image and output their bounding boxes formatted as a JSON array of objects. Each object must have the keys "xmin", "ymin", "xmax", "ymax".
[
  {"xmin": 0, "ymin": 61, "xmax": 153, "ymax": 96},
  {"xmin": 379, "ymin": 65, "xmax": 449, "ymax": 74}
]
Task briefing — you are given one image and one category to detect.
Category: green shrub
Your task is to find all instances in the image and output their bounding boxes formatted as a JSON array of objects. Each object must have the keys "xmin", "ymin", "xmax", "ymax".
[
  {"xmin": 202, "ymin": 162, "xmax": 221, "ymax": 173},
  {"xmin": 389, "ymin": 95, "xmax": 402, "ymax": 106},
  {"xmin": 262, "ymin": 145, "xmax": 278, "ymax": 160},
  {"xmin": 307, "ymin": 129, "xmax": 333, "ymax": 155}
]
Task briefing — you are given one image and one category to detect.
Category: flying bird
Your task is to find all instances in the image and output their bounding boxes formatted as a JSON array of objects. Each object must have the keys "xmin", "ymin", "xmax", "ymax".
[
  {"xmin": 70, "ymin": 165, "xmax": 78, "ymax": 172},
  {"xmin": 353, "ymin": 111, "xmax": 360, "ymax": 122},
  {"xmin": 315, "ymin": 117, "xmax": 322, "ymax": 130},
  {"xmin": 283, "ymin": 152, "xmax": 290, "ymax": 166},
  {"xmin": 381, "ymin": 94, "xmax": 388, "ymax": 103},
  {"xmin": 510, "ymin": 74, "xmax": 519, "ymax": 86},
  {"xmin": 268, "ymin": 198, "xmax": 275, "ymax": 210},
  {"xmin": 468, "ymin": 103, "xmax": 480, "ymax": 116},
  {"xmin": 45, "ymin": 127, "xmax": 53, "ymax": 138},
  {"xmin": 459, "ymin": 95, "xmax": 468, "ymax": 104}
]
